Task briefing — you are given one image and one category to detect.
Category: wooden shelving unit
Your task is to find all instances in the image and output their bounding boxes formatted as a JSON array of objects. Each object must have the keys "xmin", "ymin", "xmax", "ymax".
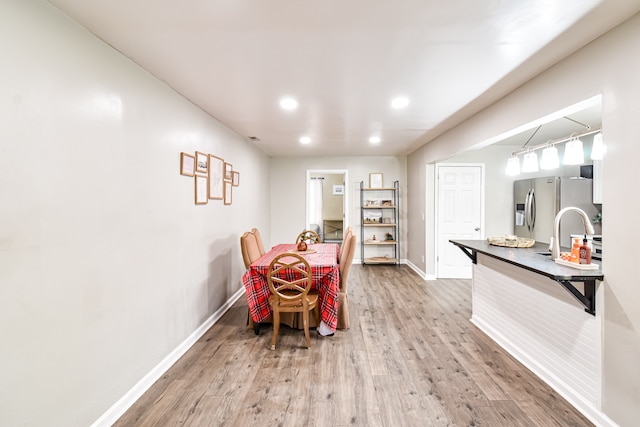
[{"xmin": 360, "ymin": 180, "xmax": 399, "ymax": 265}]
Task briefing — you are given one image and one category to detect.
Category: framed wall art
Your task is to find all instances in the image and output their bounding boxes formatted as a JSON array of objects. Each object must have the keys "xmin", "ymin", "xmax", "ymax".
[
  {"xmin": 208, "ymin": 154, "xmax": 224, "ymax": 200},
  {"xmin": 224, "ymin": 180, "xmax": 233, "ymax": 205},
  {"xmin": 333, "ymin": 184, "xmax": 344, "ymax": 195},
  {"xmin": 232, "ymin": 171, "xmax": 240, "ymax": 187},
  {"xmin": 224, "ymin": 162, "xmax": 233, "ymax": 182},
  {"xmin": 195, "ymin": 175, "xmax": 208, "ymax": 205},
  {"xmin": 369, "ymin": 172, "xmax": 383, "ymax": 189},
  {"xmin": 180, "ymin": 152, "xmax": 195, "ymax": 177},
  {"xmin": 195, "ymin": 151, "xmax": 208, "ymax": 174}
]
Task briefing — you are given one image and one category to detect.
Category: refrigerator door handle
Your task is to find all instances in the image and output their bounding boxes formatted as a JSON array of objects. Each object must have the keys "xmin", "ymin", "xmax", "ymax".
[
  {"xmin": 529, "ymin": 188, "xmax": 536, "ymax": 230},
  {"xmin": 524, "ymin": 189, "xmax": 532, "ymax": 232}
]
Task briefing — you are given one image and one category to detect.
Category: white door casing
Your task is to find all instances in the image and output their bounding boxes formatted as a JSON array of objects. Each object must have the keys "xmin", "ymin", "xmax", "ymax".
[{"xmin": 436, "ymin": 164, "xmax": 484, "ymax": 278}]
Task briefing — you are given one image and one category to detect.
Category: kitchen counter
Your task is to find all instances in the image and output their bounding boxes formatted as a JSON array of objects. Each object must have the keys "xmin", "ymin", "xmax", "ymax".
[
  {"xmin": 449, "ymin": 239, "xmax": 603, "ymax": 422},
  {"xmin": 450, "ymin": 239, "xmax": 602, "ymax": 315},
  {"xmin": 449, "ymin": 239, "xmax": 603, "ymax": 282}
]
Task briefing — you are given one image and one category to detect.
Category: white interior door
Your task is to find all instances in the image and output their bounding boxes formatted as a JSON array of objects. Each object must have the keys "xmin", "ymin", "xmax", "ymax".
[{"xmin": 437, "ymin": 164, "xmax": 484, "ymax": 278}]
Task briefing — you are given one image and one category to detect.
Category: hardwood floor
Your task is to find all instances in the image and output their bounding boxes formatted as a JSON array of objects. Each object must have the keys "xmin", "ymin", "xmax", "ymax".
[{"xmin": 114, "ymin": 265, "xmax": 593, "ymax": 426}]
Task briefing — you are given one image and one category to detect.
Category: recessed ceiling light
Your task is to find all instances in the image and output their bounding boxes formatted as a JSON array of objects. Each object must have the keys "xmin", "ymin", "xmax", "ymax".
[
  {"xmin": 280, "ymin": 97, "xmax": 298, "ymax": 110},
  {"xmin": 299, "ymin": 136, "xmax": 311, "ymax": 144},
  {"xmin": 391, "ymin": 97, "xmax": 409, "ymax": 109},
  {"xmin": 369, "ymin": 136, "xmax": 381, "ymax": 144}
]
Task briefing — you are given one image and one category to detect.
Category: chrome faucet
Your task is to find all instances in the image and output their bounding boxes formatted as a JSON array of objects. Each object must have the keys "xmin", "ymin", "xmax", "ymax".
[{"xmin": 551, "ymin": 207, "xmax": 596, "ymax": 259}]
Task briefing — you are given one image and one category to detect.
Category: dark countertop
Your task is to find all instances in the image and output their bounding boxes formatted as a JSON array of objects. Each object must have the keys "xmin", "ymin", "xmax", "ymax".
[{"xmin": 449, "ymin": 239, "xmax": 604, "ymax": 282}]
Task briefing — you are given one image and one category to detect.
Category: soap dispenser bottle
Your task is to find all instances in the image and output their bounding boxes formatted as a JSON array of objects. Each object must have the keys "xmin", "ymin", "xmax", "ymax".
[
  {"xmin": 579, "ymin": 235, "xmax": 592, "ymax": 265},
  {"xmin": 570, "ymin": 237, "xmax": 580, "ymax": 263}
]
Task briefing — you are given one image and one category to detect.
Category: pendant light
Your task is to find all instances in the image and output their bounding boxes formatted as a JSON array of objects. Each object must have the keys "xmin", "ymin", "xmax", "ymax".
[
  {"xmin": 563, "ymin": 136, "xmax": 584, "ymax": 165},
  {"xmin": 591, "ymin": 132, "xmax": 606, "ymax": 160},
  {"xmin": 506, "ymin": 156, "xmax": 520, "ymax": 176},
  {"xmin": 540, "ymin": 144, "xmax": 560, "ymax": 169},
  {"xmin": 521, "ymin": 150, "xmax": 539, "ymax": 173}
]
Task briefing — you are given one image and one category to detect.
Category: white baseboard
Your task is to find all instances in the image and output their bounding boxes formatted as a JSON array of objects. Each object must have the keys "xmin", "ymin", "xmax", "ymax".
[
  {"xmin": 404, "ymin": 259, "xmax": 426, "ymax": 280},
  {"xmin": 471, "ymin": 315, "xmax": 617, "ymax": 427},
  {"xmin": 90, "ymin": 287, "xmax": 246, "ymax": 427}
]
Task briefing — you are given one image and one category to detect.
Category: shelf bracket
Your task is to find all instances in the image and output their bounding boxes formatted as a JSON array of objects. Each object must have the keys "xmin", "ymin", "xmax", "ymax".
[
  {"xmin": 456, "ymin": 246, "xmax": 477, "ymax": 264},
  {"xmin": 557, "ymin": 279, "xmax": 596, "ymax": 316}
]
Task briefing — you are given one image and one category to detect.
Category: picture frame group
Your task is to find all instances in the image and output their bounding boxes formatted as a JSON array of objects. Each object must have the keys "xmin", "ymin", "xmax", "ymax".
[{"xmin": 180, "ymin": 151, "xmax": 239, "ymax": 205}]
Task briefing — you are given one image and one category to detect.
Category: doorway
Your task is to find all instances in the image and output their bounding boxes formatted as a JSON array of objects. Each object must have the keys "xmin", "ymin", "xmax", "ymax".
[
  {"xmin": 436, "ymin": 164, "xmax": 484, "ymax": 278},
  {"xmin": 306, "ymin": 169, "xmax": 348, "ymax": 243}
]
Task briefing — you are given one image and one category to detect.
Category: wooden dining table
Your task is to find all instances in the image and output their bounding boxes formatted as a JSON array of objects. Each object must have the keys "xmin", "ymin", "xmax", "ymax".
[{"xmin": 242, "ymin": 243, "xmax": 340, "ymax": 333}]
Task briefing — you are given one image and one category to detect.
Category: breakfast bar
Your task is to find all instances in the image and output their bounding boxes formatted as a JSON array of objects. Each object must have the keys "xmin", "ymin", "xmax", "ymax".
[
  {"xmin": 448, "ymin": 239, "xmax": 604, "ymax": 424},
  {"xmin": 449, "ymin": 239, "xmax": 603, "ymax": 314}
]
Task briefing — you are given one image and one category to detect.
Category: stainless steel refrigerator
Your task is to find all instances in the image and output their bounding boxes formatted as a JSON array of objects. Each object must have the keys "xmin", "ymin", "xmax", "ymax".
[{"xmin": 514, "ymin": 176, "xmax": 599, "ymax": 247}]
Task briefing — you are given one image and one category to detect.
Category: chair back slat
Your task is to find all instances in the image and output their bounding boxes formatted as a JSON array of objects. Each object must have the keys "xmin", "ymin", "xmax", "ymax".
[{"xmin": 296, "ymin": 230, "xmax": 321, "ymax": 244}]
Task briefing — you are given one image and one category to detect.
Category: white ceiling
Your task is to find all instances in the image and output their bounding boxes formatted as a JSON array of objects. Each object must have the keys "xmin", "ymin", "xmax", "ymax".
[{"xmin": 46, "ymin": 0, "xmax": 640, "ymax": 157}]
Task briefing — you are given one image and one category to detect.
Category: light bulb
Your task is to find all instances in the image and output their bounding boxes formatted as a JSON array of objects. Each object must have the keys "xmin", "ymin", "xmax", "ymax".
[
  {"xmin": 540, "ymin": 145, "xmax": 560, "ymax": 169},
  {"xmin": 506, "ymin": 156, "xmax": 520, "ymax": 176},
  {"xmin": 522, "ymin": 151, "xmax": 539, "ymax": 173},
  {"xmin": 563, "ymin": 137, "xmax": 585, "ymax": 165}
]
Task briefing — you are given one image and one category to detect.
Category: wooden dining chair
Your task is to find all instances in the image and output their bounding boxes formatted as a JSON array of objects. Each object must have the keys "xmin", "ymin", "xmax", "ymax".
[
  {"xmin": 240, "ymin": 231, "xmax": 262, "ymax": 269},
  {"xmin": 337, "ymin": 233, "xmax": 356, "ymax": 329},
  {"xmin": 251, "ymin": 228, "xmax": 266, "ymax": 256},
  {"xmin": 241, "ymin": 231, "xmax": 264, "ymax": 334},
  {"xmin": 296, "ymin": 229, "xmax": 321, "ymax": 245},
  {"xmin": 267, "ymin": 252, "xmax": 320, "ymax": 350},
  {"xmin": 339, "ymin": 226, "xmax": 353, "ymax": 262}
]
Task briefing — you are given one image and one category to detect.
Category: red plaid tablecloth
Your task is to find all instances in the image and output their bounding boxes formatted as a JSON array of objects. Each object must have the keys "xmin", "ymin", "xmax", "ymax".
[{"xmin": 242, "ymin": 243, "xmax": 340, "ymax": 332}]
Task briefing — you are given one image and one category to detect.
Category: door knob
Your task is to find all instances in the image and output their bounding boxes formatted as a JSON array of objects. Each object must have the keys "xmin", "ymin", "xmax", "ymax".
[{"xmin": 474, "ymin": 227, "xmax": 480, "ymax": 231}]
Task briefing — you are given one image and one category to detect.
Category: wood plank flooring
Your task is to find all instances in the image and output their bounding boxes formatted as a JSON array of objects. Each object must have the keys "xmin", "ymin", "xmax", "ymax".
[{"xmin": 114, "ymin": 265, "xmax": 593, "ymax": 426}]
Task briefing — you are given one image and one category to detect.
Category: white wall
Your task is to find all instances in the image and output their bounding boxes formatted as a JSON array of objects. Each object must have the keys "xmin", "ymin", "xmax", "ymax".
[
  {"xmin": 0, "ymin": 1, "xmax": 270, "ymax": 426},
  {"xmin": 407, "ymin": 12, "xmax": 640, "ymax": 426},
  {"xmin": 270, "ymin": 156, "xmax": 407, "ymax": 262}
]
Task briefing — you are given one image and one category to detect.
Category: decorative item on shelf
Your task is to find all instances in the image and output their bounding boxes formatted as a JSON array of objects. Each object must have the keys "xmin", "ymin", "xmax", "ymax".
[
  {"xmin": 369, "ymin": 173, "xmax": 383, "ymax": 188},
  {"xmin": 297, "ymin": 240, "xmax": 308, "ymax": 252},
  {"xmin": 385, "ymin": 233, "xmax": 393, "ymax": 241},
  {"xmin": 363, "ymin": 210, "xmax": 382, "ymax": 223},
  {"xmin": 382, "ymin": 217, "xmax": 392, "ymax": 224},
  {"xmin": 381, "ymin": 200, "xmax": 392, "ymax": 206},
  {"xmin": 371, "ymin": 234, "xmax": 377, "ymax": 241}
]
